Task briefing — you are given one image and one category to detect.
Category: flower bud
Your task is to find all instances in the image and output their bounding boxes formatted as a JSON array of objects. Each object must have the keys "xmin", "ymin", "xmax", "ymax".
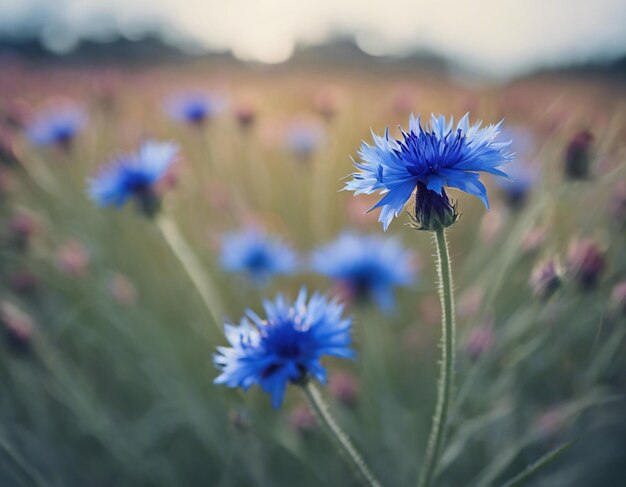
[
  {"xmin": 567, "ymin": 238, "xmax": 605, "ymax": 287},
  {"xmin": 408, "ymin": 183, "xmax": 460, "ymax": 232},
  {"xmin": 329, "ymin": 371, "xmax": 359, "ymax": 407},
  {"xmin": 234, "ymin": 103, "xmax": 256, "ymax": 129},
  {"xmin": 564, "ymin": 130, "xmax": 593, "ymax": 179},
  {"xmin": 288, "ymin": 403, "xmax": 317, "ymax": 434},
  {"xmin": 529, "ymin": 258, "xmax": 562, "ymax": 300},
  {"xmin": 608, "ymin": 181, "xmax": 626, "ymax": 228},
  {"xmin": 56, "ymin": 239, "xmax": 90, "ymax": 278},
  {"xmin": 108, "ymin": 273, "xmax": 137, "ymax": 306},
  {"xmin": 314, "ymin": 88, "xmax": 340, "ymax": 121},
  {"xmin": 464, "ymin": 326, "xmax": 495, "ymax": 360},
  {"xmin": 8, "ymin": 213, "xmax": 38, "ymax": 251},
  {"xmin": 1, "ymin": 301, "xmax": 34, "ymax": 351},
  {"xmin": 9, "ymin": 270, "xmax": 40, "ymax": 295}
]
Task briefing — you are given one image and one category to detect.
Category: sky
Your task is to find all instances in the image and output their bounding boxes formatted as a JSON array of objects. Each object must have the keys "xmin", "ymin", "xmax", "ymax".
[{"xmin": 1, "ymin": 0, "xmax": 625, "ymax": 77}]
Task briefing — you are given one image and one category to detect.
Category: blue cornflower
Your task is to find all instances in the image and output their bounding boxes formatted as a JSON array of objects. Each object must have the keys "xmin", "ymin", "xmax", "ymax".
[
  {"xmin": 220, "ymin": 229, "xmax": 298, "ymax": 284},
  {"xmin": 26, "ymin": 105, "xmax": 87, "ymax": 148},
  {"xmin": 214, "ymin": 288, "xmax": 354, "ymax": 408},
  {"xmin": 166, "ymin": 92, "xmax": 225, "ymax": 125},
  {"xmin": 87, "ymin": 140, "xmax": 177, "ymax": 215},
  {"xmin": 311, "ymin": 232, "xmax": 416, "ymax": 311},
  {"xmin": 345, "ymin": 113, "xmax": 513, "ymax": 230}
]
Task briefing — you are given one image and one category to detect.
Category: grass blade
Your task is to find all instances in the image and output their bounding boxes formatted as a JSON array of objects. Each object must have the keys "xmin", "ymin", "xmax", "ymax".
[{"xmin": 500, "ymin": 440, "xmax": 576, "ymax": 487}]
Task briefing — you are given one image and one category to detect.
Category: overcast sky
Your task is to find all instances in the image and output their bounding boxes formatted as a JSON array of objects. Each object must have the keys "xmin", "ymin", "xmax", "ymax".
[{"xmin": 1, "ymin": 0, "xmax": 625, "ymax": 76}]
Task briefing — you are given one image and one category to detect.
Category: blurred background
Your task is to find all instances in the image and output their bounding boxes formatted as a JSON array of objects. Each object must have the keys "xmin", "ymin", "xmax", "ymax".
[{"xmin": 0, "ymin": 1, "xmax": 625, "ymax": 486}]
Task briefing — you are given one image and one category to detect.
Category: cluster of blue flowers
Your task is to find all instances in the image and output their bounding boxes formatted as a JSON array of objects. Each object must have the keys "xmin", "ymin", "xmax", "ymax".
[
  {"xmin": 219, "ymin": 229, "xmax": 415, "ymax": 304},
  {"xmin": 78, "ymin": 107, "xmax": 514, "ymax": 408}
]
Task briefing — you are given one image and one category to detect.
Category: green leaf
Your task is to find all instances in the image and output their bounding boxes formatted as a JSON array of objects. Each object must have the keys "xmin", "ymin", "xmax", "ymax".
[{"xmin": 499, "ymin": 440, "xmax": 576, "ymax": 487}]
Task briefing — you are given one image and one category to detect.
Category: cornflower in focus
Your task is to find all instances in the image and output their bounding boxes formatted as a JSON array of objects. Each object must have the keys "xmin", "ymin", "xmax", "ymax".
[
  {"xmin": 87, "ymin": 140, "xmax": 178, "ymax": 217},
  {"xmin": 214, "ymin": 289, "xmax": 354, "ymax": 408},
  {"xmin": 311, "ymin": 232, "xmax": 416, "ymax": 312},
  {"xmin": 220, "ymin": 228, "xmax": 298, "ymax": 284},
  {"xmin": 345, "ymin": 113, "xmax": 513, "ymax": 230}
]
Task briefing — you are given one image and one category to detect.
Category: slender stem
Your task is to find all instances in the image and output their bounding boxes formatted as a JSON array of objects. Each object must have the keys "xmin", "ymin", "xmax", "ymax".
[
  {"xmin": 302, "ymin": 381, "xmax": 382, "ymax": 487},
  {"xmin": 418, "ymin": 227, "xmax": 456, "ymax": 487},
  {"xmin": 155, "ymin": 213, "xmax": 224, "ymax": 332}
]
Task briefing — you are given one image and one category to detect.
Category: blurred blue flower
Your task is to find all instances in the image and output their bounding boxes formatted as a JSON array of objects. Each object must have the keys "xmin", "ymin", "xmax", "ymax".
[
  {"xmin": 87, "ymin": 140, "xmax": 177, "ymax": 211},
  {"xmin": 494, "ymin": 127, "xmax": 538, "ymax": 207},
  {"xmin": 285, "ymin": 120, "xmax": 325, "ymax": 159},
  {"xmin": 220, "ymin": 229, "xmax": 298, "ymax": 284},
  {"xmin": 311, "ymin": 233, "xmax": 416, "ymax": 311},
  {"xmin": 166, "ymin": 92, "xmax": 225, "ymax": 125},
  {"xmin": 494, "ymin": 160, "xmax": 537, "ymax": 207},
  {"xmin": 26, "ymin": 105, "xmax": 87, "ymax": 147},
  {"xmin": 214, "ymin": 288, "xmax": 354, "ymax": 408},
  {"xmin": 345, "ymin": 113, "xmax": 513, "ymax": 230}
]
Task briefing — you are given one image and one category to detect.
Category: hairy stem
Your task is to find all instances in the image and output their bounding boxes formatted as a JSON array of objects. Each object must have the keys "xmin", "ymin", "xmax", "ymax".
[
  {"xmin": 302, "ymin": 381, "xmax": 382, "ymax": 487},
  {"xmin": 155, "ymin": 213, "xmax": 223, "ymax": 332},
  {"xmin": 418, "ymin": 227, "xmax": 456, "ymax": 487}
]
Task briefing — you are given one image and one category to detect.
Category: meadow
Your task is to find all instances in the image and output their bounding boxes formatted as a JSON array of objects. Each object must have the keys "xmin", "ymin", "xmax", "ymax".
[{"xmin": 0, "ymin": 60, "xmax": 625, "ymax": 486}]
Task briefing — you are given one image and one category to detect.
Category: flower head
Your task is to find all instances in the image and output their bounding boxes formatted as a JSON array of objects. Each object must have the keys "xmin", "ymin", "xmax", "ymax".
[
  {"xmin": 529, "ymin": 258, "xmax": 562, "ymax": 300},
  {"xmin": 166, "ymin": 92, "xmax": 225, "ymax": 125},
  {"xmin": 345, "ymin": 113, "xmax": 513, "ymax": 230},
  {"xmin": 26, "ymin": 104, "xmax": 87, "ymax": 148},
  {"xmin": 285, "ymin": 119, "xmax": 326, "ymax": 159},
  {"xmin": 214, "ymin": 289, "xmax": 354, "ymax": 408},
  {"xmin": 493, "ymin": 127, "xmax": 538, "ymax": 208},
  {"xmin": 567, "ymin": 238, "xmax": 605, "ymax": 287},
  {"xmin": 220, "ymin": 228, "xmax": 298, "ymax": 284},
  {"xmin": 311, "ymin": 232, "xmax": 416, "ymax": 311},
  {"xmin": 564, "ymin": 130, "xmax": 593, "ymax": 179},
  {"xmin": 87, "ymin": 140, "xmax": 177, "ymax": 216}
]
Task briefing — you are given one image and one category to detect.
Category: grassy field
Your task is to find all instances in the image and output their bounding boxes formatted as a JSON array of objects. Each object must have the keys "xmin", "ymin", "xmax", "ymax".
[{"xmin": 0, "ymin": 60, "xmax": 625, "ymax": 486}]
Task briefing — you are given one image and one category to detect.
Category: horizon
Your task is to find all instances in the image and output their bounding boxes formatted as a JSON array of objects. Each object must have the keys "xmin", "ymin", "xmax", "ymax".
[{"xmin": 1, "ymin": 0, "xmax": 625, "ymax": 78}]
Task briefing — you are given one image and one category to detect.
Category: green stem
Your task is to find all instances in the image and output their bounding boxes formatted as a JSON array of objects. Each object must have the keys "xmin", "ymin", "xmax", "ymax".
[
  {"xmin": 302, "ymin": 381, "xmax": 382, "ymax": 487},
  {"xmin": 155, "ymin": 213, "xmax": 224, "ymax": 332},
  {"xmin": 418, "ymin": 227, "xmax": 456, "ymax": 487}
]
